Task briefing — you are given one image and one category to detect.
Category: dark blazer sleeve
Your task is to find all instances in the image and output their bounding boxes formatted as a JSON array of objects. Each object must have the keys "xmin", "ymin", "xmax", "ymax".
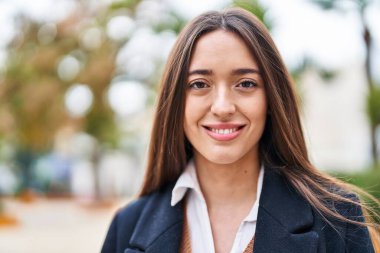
[
  {"xmin": 101, "ymin": 210, "xmax": 119, "ymax": 253},
  {"xmin": 344, "ymin": 200, "xmax": 375, "ymax": 253},
  {"xmin": 101, "ymin": 197, "xmax": 148, "ymax": 253}
]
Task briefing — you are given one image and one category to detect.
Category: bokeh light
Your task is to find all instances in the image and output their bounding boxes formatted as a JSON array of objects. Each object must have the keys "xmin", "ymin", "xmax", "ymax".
[
  {"xmin": 57, "ymin": 55, "xmax": 81, "ymax": 82},
  {"xmin": 107, "ymin": 80, "xmax": 147, "ymax": 117},
  {"xmin": 106, "ymin": 16, "xmax": 135, "ymax": 41},
  {"xmin": 64, "ymin": 84, "xmax": 94, "ymax": 118}
]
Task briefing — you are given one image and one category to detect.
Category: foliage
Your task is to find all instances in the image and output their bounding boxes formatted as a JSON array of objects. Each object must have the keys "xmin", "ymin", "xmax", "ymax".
[
  {"xmin": 332, "ymin": 168, "xmax": 380, "ymax": 199},
  {"xmin": 110, "ymin": 0, "xmax": 140, "ymax": 12},
  {"xmin": 0, "ymin": 7, "xmax": 121, "ymax": 192},
  {"xmin": 152, "ymin": 11, "xmax": 187, "ymax": 34},
  {"xmin": 311, "ymin": 0, "xmax": 337, "ymax": 9},
  {"xmin": 0, "ymin": 20, "xmax": 71, "ymax": 152},
  {"xmin": 0, "ymin": 11, "xmax": 120, "ymax": 151},
  {"xmin": 310, "ymin": 0, "xmax": 373, "ymax": 11},
  {"xmin": 366, "ymin": 86, "xmax": 380, "ymax": 127},
  {"xmin": 232, "ymin": 0, "xmax": 272, "ymax": 30}
]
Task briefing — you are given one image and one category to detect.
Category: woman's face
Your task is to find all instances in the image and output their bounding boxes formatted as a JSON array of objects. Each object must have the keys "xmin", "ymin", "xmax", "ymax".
[{"xmin": 184, "ymin": 30, "xmax": 267, "ymax": 166}]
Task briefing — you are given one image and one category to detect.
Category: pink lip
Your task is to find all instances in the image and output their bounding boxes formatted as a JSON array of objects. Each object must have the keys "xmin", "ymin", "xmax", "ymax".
[{"xmin": 202, "ymin": 123, "xmax": 245, "ymax": 141}]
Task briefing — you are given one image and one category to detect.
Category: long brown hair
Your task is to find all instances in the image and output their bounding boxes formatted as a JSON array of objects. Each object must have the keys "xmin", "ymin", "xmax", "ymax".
[{"xmin": 139, "ymin": 7, "xmax": 380, "ymax": 243}]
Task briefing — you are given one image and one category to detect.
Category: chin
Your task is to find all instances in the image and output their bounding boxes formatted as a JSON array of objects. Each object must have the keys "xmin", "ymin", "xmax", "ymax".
[{"xmin": 198, "ymin": 151, "xmax": 243, "ymax": 166}]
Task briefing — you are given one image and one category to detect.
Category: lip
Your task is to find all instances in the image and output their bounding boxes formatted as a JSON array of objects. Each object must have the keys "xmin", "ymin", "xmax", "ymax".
[{"xmin": 202, "ymin": 123, "xmax": 246, "ymax": 141}]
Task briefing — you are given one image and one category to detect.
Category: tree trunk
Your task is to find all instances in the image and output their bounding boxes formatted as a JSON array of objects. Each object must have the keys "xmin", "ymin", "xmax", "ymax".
[
  {"xmin": 91, "ymin": 144, "xmax": 102, "ymax": 201},
  {"xmin": 361, "ymin": 10, "xmax": 378, "ymax": 166}
]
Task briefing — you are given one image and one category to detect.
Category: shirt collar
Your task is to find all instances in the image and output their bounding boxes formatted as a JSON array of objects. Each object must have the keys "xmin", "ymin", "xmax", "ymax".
[
  {"xmin": 171, "ymin": 159, "xmax": 265, "ymax": 215},
  {"xmin": 171, "ymin": 159, "xmax": 204, "ymax": 206}
]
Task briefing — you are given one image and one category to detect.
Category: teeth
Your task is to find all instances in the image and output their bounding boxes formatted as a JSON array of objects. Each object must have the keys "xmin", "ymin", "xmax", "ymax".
[{"xmin": 211, "ymin": 128, "xmax": 237, "ymax": 134}]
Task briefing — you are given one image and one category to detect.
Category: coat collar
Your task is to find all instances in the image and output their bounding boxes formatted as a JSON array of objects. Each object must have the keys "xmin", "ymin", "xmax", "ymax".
[
  {"xmin": 126, "ymin": 183, "xmax": 184, "ymax": 253},
  {"xmin": 126, "ymin": 168, "xmax": 319, "ymax": 253},
  {"xmin": 253, "ymin": 168, "xmax": 319, "ymax": 253}
]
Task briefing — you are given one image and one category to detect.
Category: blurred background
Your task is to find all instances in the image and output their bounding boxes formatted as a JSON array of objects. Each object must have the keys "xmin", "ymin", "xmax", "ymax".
[{"xmin": 0, "ymin": 0, "xmax": 379, "ymax": 252}]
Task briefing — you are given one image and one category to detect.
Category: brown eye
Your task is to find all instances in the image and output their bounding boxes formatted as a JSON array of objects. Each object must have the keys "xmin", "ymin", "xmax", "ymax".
[
  {"xmin": 189, "ymin": 81, "xmax": 209, "ymax": 89},
  {"xmin": 237, "ymin": 80, "xmax": 257, "ymax": 88}
]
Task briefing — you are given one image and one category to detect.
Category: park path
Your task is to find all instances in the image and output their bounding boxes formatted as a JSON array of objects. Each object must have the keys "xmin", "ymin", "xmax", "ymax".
[{"xmin": 0, "ymin": 197, "xmax": 127, "ymax": 253}]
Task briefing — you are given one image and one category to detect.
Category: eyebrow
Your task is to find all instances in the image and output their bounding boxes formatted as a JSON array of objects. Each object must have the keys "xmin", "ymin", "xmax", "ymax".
[
  {"xmin": 188, "ymin": 68, "xmax": 260, "ymax": 77},
  {"xmin": 232, "ymin": 68, "xmax": 260, "ymax": 75},
  {"xmin": 188, "ymin": 69, "xmax": 213, "ymax": 76}
]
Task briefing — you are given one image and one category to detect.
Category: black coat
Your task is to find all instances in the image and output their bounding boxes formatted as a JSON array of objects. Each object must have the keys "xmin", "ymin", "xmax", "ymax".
[{"xmin": 101, "ymin": 168, "xmax": 374, "ymax": 253}]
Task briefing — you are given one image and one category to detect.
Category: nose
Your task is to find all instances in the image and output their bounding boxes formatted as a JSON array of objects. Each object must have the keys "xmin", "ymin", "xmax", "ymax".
[{"xmin": 210, "ymin": 87, "xmax": 236, "ymax": 118}]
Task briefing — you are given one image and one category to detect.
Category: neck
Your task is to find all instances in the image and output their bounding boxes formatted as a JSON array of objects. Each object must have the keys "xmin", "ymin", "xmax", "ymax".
[{"xmin": 194, "ymin": 152, "xmax": 261, "ymax": 210}]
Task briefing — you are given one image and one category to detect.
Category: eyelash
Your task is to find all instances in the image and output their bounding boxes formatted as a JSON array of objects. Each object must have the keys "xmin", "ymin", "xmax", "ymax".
[
  {"xmin": 188, "ymin": 80, "xmax": 257, "ymax": 89},
  {"xmin": 188, "ymin": 81, "xmax": 209, "ymax": 89},
  {"xmin": 236, "ymin": 80, "xmax": 257, "ymax": 89}
]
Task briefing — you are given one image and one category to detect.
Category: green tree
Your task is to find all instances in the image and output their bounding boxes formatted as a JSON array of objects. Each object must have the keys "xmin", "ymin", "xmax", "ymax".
[
  {"xmin": 232, "ymin": 0, "xmax": 272, "ymax": 29},
  {"xmin": 0, "ymin": 17, "xmax": 72, "ymax": 191},
  {"xmin": 0, "ymin": 8, "xmax": 120, "ymax": 196}
]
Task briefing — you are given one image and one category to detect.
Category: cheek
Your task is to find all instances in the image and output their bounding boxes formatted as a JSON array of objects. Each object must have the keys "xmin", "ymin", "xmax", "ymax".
[
  {"xmin": 241, "ymin": 100, "xmax": 267, "ymax": 122},
  {"xmin": 255, "ymin": 105, "xmax": 267, "ymax": 121},
  {"xmin": 184, "ymin": 97, "xmax": 205, "ymax": 128},
  {"xmin": 183, "ymin": 98, "xmax": 197, "ymax": 136},
  {"xmin": 256, "ymin": 109, "xmax": 267, "ymax": 128},
  {"xmin": 252, "ymin": 94, "xmax": 267, "ymax": 120}
]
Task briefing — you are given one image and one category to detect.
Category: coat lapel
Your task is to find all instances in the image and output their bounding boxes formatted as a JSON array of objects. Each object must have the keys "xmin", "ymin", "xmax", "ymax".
[
  {"xmin": 254, "ymin": 168, "xmax": 319, "ymax": 253},
  {"xmin": 125, "ymin": 183, "xmax": 184, "ymax": 253},
  {"xmin": 125, "ymin": 168, "xmax": 320, "ymax": 253}
]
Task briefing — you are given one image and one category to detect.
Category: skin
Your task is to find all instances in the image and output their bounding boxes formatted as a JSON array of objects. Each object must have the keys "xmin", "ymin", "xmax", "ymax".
[{"xmin": 184, "ymin": 29, "xmax": 268, "ymax": 253}]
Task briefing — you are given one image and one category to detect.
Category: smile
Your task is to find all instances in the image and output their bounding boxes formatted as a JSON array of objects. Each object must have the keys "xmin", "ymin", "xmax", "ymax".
[
  {"xmin": 210, "ymin": 128, "xmax": 237, "ymax": 134},
  {"xmin": 203, "ymin": 124, "xmax": 245, "ymax": 141}
]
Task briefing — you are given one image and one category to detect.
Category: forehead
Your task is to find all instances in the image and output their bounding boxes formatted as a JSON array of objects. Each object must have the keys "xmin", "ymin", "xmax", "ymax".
[{"xmin": 189, "ymin": 29, "xmax": 258, "ymax": 70}]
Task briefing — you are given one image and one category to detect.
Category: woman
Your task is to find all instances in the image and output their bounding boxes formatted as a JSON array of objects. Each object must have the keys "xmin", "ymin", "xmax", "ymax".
[{"xmin": 102, "ymin": 8, "xmax": 379, "ymax": 253}]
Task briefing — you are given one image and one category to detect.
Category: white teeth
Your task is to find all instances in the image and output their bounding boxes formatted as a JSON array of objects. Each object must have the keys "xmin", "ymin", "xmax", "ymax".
[{"xmin": 211, "ymin": 128, "xmax": 237, "ymax": 134}]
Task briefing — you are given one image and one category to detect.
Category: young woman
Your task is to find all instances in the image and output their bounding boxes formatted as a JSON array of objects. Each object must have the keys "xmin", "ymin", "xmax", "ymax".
[{"xmin": 101, "ymin": 8, "xmax": 379, "ymax": 253}]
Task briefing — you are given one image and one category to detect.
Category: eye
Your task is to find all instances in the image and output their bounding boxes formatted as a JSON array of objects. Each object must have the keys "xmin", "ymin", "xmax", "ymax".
[
  {"xmin": 188, "ymin": 81, "xmax": 209, "ymax": 89},
  {"xmin": 237, "ymin": 80, "xmax": 257, "ymax": 89}
]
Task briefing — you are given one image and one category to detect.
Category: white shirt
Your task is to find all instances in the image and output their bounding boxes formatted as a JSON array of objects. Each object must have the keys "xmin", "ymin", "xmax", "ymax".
[{"xmin": 171, "ymin": 160, "xmax": 264, "ymax": 253}]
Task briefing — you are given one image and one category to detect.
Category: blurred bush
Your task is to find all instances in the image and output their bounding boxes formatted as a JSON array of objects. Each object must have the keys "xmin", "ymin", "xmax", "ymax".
[
  {"xmin": 331, "ymin": 167, "xmax": 380, "ymax": 224},
  {"xmin": 367, "ymin": 86, "xmax": 380, "ymax": 129},
  {"xmin": 331, "ymin": 166, "xmax": 380, "ymax": 222},
  {"xmin": 331, "ymin": 168, "xmax": 380, "ymax": 199}
]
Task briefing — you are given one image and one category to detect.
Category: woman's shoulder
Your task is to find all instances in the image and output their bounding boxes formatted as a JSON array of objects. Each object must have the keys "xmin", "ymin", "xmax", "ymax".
[
  {"xmin": 116, "ymin": 182, "xmax": 176, "ymax": 218},
  {"xmin": 115, "ymin": 195, "xmax": 150, "ymax": 221},
  {"xmin": 310, "ymin": 187, "xmax": 375, "ymax": 252},
  {"xmin": 101, "ymin": 195, "xmax": 151, "ymax": 253},
  {"xmin": 323, "ymin": 186, "xmax": 363, "ymax": 220},
  {"xmin": 101, "ymin": 183, "xmax": 177, "ymax": 253}
]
